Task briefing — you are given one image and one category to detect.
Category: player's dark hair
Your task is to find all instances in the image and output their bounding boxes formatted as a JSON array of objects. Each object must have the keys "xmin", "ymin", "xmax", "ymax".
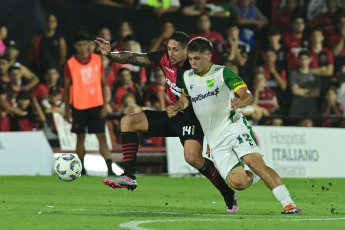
[
  {"xmin": 187, "ymin": 37, "xmax": 213, "ymax": 54},
  {"xmin": 298, "ymin": 50, "xmax": 310, "ymax": 57},
  {"xmin": 168, "ymin": 31, "xmax": 189, "ymax": 48}
]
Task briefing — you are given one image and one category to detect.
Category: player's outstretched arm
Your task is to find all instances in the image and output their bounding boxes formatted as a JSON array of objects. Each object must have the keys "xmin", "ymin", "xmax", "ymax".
[
  {"xmin": 231, "ymin": 87, "xmax": 253, "ymax": 110},
  {"xmin": 166, "ymin": 95, "xmax": 191, "ymax": 118},
  {"xmin": 95, "ymin": 37, "xmax": 151, "ymax": 66}
]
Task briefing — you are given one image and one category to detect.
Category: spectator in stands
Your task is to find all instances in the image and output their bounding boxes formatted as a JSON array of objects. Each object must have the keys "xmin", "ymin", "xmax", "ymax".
[
  {"xmin": 182, "ymin": 0, "xmax": 230, "ymax": 17},
  {"xmin": 232, "ymin": 0, "xmax": 268, "ymax": 50},
  {"xmin": 110, "ymin": 35, "xmax": 146, "ymax": 92},
  {"xmin": 33, "ymin": 67, "xmax": 62, "ymax": 103},
  {"xmin": 289, "ymin": 51, "xmax": 321, "ymax": 117},
  {"xmin": 29, "ymin": 14, "xmax": 67, "ymax": 80},
  {"xmin": 309, "ymin": 28, "xmax": 334, "ymax": 99},
  {"xmin": 41, "ymin": 86, "xmax": 65, "ymax": 116},
  {"xmin": 0, "ymin": 56, "xmax": 10, "ymax": 85},
  {"xmin": 111, "ymin": 67, "xmax": 137, "ymax": 109},
  {"xmin": 5, "ymin": 40, "xmax": 40, "ymax": 91},
  {"xmin": 252, "ymin": 70, "xmax": 282, "ymax": 126},
  {"xmin": 120, "ymin": 92, "xmax": 141, "ymax": 115},
  {"xmin": 0, "ymin": 86, "xmax": 11, "ymax": 131},
  {"xmin": 307, "ymin": 0, "xmax": 340, "ymax": 37},
  {"xmin": 0, "ymin": 22, "xmax": 8, "ymax": 55},
  {"xmin": 321, "ymin": 87, "xmax": 343, "ymax": 127},
  {"xmin": 63, "ymin": 31, "xmax": 113, "ymax": 176},
  {"xmin": 11, "ymin": 91, "xmax": 46, "ymax": 132},
  {"xmin": 223, "ymin": 59, "xmax": 239, "ymax": 75},
  {"xmin": 337, "ymin": 66, "xmax": 345, "ymax": 116},
  {"xmin": 92, "ymin": 0, "xmax": 136, "ymax": 8},
  {"xmin": 218, "ymin": 25, "xmax": 250, "ymax": 69},
  {"xmin": 329, "ymin": 14, "xmax": 345, "ymax": 78},
  {"xmin": 272, "ymin": 0, "xmax": 302, "ymax": 35},
  {"xmin": 255, "ymin": 48, "xmax": 288, "ymax": 111},
  {"xmin": 144, "ymin": 67, "xmax": 168, "ymax": 109},
  {"xmin": 283, "ymin": 16, "xmax": 309, "ymax": 71},
  {"xmin": 112, "ymin": 21, "xmax": 133, "ymax": 51},
  {"xmin": 190, "ymin": 13, "xmax": 225, "ymax": 64},
  {"xmin": 263, "ymin": 27, "xmax": 288, "ymax": 72},
  {"xmin": 6, "ymin": 64, "xmax": 27, "ymax": 105},
  {"xmin": 148, "ymin": 20, "xmax": 175, "ymax": 52},
  {"xmin": 139, "ymin": 0, "xmax": 180, "ymax": 18}
]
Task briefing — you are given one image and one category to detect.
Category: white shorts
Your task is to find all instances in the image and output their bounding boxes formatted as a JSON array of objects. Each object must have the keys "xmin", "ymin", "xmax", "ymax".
[{"xmin": 210, "ymin": 117, "xmax": 262, "ymax": 180}]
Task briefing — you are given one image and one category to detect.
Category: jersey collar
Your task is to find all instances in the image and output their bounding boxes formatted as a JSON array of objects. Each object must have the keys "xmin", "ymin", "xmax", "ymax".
[{"xmin": 196, "ymin": 64, "xmax": 214, "ymax": 77}]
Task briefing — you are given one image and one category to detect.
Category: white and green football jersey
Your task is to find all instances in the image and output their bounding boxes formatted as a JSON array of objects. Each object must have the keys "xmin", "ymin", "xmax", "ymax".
[{"xmin": 182, "ymin": 64, "xmax": 247, "ymax": 149}]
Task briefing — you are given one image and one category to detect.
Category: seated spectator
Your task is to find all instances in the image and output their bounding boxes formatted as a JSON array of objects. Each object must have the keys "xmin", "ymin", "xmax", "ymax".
[
  {"xmin": 110, "ymin": 35, "xmax": 146, "ymax": 91},
  {"xmin": 144, "ymin": 67, "xmax": 168, "ymax": 109},
  {"xmin": 112, "ymin": 21, "xmax": 133, "ymax": 51},
  {"xmin": 321, "ymin": 87, "xmax": 343, "ymax": 127},
  {"xmin": 283, "ymin": 16, "xmax": 309, "ymax": 71},
  {"xmin": 329, "ymin": 14, "xmax": 345, "ymax": 78},
  {"xmin": 32, "ymin": 67, "xmax": 63, "ymax": 103},
  {"xmin": 262, "ymin": 27, "xmax": 288, "ymax": 72},
  {"xmin": 139, "ymin": 0, "xmax": 180, "ymax": 18},
  {"xmin": 307, "ymin": 0, "xmax": 340, "ymax": 37},
  {"xmin": 6, "ymin": 64, "xmax": 27, "ymax": 105},
  {"xmin": 0, "ymin": 56, "xmax": 10, "ymax": 85},
  {"xmin": 111, "ymin": 68, "xmax": 137, "ymax": 110},
  {"xmin": 309, "ymin": 28, "xmax": 334, "ymax": 98},
  {"xmin": 0, "ymin": 86, "xmax": 11, "ymax": 131},
  {"xmin": 5, "ymin": 40, "xmax": 40, "ymax": 91},
  {"xmin": 91, "ymin": 0, "xmax": 136, "ymax": 8},
  {"xmin": 182, "ymin": 0, "xmax": 230, "ymax": 17},
  {"xmin": 252, "ymin": 71, "xmax": 282, "ymax": 126},
  {"xmin": 337, "ymin": 66, "xmax": 345, "ymax": 116},
  {"xmin": 189, "ymin": 13, "xmax": 225, "ymax": 64},
  {"xmin": 272, "ymin": 0, "xmax": 302, "ymax": 35},
  {"xmin": 148, "ymin": 20, "xmax": 175, "ymax": 52},
  {"xmin": 218, "ymin": 25, "xmax": 250, "ymax": 68},
  {"xmin": 298, "ymin": 118, "xmax": 314, "ymax": 127},
  {"xmin": 120, "ymin": 92, "xmax": 142, "ymax": 115},
  {"xmin": 0, "ymin": 22, "xmax": 8, "ymax": 55},
  {"xmin": 289, "ymin": 51, "xmax": 321, "ymax": 117},
  {"xmin": 29, "ymin": 14, "xmax": 67, "ymax": 79},
  {"xmin": 41, "ymin": 86, "xmax": 65, "ymax": 116},
  {"xmin": 232, "ymin": 0, "xmax": 268, "ymax": 50},
  {"xmin": 11, "ymin": 91, "xmax": 46, "ymax": 131}
]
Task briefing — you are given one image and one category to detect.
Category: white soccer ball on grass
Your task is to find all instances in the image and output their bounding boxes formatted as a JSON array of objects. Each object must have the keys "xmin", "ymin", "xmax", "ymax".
[{"xmin": 53, "ymin": 153, "xmax": 82, "ymax": 182}]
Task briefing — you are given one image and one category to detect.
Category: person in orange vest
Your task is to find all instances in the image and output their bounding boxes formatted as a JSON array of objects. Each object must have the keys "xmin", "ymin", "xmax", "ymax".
[{"xmin": 63, "ymin": 31, "xmax": 114, "ymax": 176}]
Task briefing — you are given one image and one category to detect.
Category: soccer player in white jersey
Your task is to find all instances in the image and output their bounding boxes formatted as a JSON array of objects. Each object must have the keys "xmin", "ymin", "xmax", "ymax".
[{"xmin": 167, "ymin": 37, "xmax": 302, "ymax": 214}]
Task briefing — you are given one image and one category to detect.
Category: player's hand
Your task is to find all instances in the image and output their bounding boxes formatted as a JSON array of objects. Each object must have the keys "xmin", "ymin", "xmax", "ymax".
[
  {"xmin": 231, "ymin": 97, "xmax": 242, "ymax": 110},
  {"xmin": 166, "ymin": 105, "xmax": 179, "ymax": 118},
  {"xmin": 95, "ymin": 37, "xmax": 111, "ymax": 56}
]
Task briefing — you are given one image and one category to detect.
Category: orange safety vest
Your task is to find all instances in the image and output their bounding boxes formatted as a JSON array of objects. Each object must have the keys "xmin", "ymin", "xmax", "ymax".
[{"xmin": 67, "ymin": 54, "xmax": 104, "ymax": 110}]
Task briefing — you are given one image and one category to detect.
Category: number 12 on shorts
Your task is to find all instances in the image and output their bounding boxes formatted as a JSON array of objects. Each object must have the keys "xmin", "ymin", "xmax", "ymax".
[
  {"xmin": 237, "ymin": 133, "xmax": 254, "ymax": 146},
  {"xmin": 182, "ymin": 125, "xmax": 195, "ymax": 136}
]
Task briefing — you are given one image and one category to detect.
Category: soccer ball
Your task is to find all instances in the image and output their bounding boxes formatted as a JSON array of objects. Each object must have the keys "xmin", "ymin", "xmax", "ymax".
[{"xmin": 53, "ymin": 154, "xmax": 82, "ymax": 182}]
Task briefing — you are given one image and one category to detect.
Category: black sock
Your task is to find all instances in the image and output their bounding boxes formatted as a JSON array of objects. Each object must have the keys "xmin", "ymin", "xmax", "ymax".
[
  {"xmin": 81, "ymin": 159, "xmax": 86, "ymax": 175},
  {"xmin": 198, "ymin": 158, "xmax": 235, "ymax": 198},
  {"xmin": 121, "ymin": 132, "xmax": 139, "ymax": 179},
  {"xmin": 105, "ymin": 159, "xmax": 114, "ymax": 175}
]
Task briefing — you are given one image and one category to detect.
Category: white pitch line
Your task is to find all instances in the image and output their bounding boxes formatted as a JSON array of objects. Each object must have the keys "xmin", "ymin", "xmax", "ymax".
[{"xmin": 119, "ymin": 218, "xmax": 345, "ymax": 230}]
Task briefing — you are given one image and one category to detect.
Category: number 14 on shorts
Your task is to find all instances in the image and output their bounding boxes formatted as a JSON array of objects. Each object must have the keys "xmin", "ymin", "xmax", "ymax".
[{"xmin": 182, "ymin": 125, "xmax": 195, "ymax": 136}]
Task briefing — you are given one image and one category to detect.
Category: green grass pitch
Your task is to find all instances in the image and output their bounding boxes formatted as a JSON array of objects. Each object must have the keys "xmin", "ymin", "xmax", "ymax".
[{"xmin": 0, "ymin": 176, "xmax": 344, "ymax": 230}]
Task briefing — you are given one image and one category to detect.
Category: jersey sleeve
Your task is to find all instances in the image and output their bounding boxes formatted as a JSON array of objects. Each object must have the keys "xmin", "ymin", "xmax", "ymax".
[
  {"xmin": 147, "ymin": 50, "xmax": 166, "ymax": 67},
  {"xmin": 223, "ymin": 66, "xmax": 246, "ymax": 92},
  {"xmin": 182, "ymin": 71, "xmax": 189, "ymax": 96}
]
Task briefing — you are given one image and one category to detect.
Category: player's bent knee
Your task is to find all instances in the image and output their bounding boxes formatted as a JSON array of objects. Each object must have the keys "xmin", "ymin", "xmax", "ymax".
[{"xmin": 226, "ymin": 169, "xmax": 252, "ymax": 190}]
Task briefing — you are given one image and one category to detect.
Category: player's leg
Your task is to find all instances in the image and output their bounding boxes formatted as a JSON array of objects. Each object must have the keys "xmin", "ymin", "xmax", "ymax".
[
  {"xmin": 71, "ymin": 107, "xmax": 87, "ymax": 175},
  {"xmin": 242, "ymin": 153, "xmax": 302, "ymax": 214},
  {"xmin": 179, "ymin": 108, "xmax": 238, "ymax": 213},
  {"xmin": 119, "ymin": 112, "xmax": 148, "ymax": 179},
  {"xmin": 104, "ymin": 110, "xmax": 171, "ymax": 190},
  {"xmin": 225, "ymin": 165, "xmax": 253, "ymax": 190},
  {"xmin": 88, "ymin": 106, "xmax": 114, "ymax": 176}
]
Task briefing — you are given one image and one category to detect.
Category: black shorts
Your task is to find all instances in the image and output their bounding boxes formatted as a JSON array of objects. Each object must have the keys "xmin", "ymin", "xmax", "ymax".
[
  {"xmin": 71, "ymin": 106, "xmax": 105, "ymax": 134},
  {"xmin": 143, "ymin": 107, "xmax": 204, "ymax": 145}
]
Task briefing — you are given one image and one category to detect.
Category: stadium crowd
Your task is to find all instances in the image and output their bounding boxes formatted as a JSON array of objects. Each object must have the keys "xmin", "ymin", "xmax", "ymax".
[{"xmin": 1, "ymin": 0, "xmax": 345, "ymax": 148}]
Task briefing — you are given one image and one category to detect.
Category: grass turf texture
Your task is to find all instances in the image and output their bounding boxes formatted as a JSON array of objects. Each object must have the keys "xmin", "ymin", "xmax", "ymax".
[{"xmin": 0, "ymin": 176, "xmax": 344, "ymax": 230}]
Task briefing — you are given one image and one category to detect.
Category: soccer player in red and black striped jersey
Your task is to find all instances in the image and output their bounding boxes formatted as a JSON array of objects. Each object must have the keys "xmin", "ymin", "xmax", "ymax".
[{"xmin": 95, "ymin": 32, "xmax": 238, "ymax": 212}]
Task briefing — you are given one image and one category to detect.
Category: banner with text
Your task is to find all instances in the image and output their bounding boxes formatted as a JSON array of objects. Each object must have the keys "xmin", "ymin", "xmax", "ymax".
[{"xmin": 254, "ymin": 126, "xmax": 345, "ymax": 178}]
